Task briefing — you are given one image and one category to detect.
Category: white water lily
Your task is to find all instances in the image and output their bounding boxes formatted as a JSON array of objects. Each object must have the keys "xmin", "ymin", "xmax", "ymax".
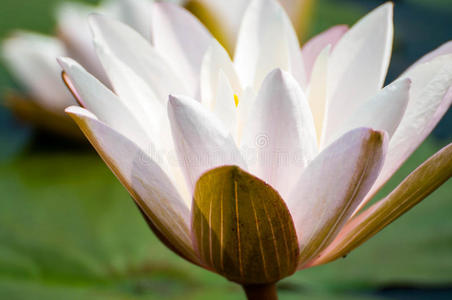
[{"xmin": 60, "ymin": 0, "xmax": 451, "ymax": 298}]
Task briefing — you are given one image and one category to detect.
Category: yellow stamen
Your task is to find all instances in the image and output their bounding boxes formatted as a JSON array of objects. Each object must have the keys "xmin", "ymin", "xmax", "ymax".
[{"xmin": 234, "ymin": 94, "xmax": 239, "ymax": 107}]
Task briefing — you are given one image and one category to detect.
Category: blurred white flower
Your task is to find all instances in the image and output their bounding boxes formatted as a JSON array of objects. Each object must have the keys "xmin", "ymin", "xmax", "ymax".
[{"xmin": 2, "ymin": 0, "xmax": 154, "ymax": 116}]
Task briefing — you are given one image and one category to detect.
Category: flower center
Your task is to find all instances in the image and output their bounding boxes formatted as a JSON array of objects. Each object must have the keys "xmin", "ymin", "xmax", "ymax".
[{"xmin": 234, "ymin": 94, "xmax": 239, "ymax": 107}]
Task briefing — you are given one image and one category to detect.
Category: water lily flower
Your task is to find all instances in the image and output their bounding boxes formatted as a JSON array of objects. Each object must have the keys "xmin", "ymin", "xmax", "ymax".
[{"xmin": 59, "ymin": 0, "xmax": 451, "ymax": 298}]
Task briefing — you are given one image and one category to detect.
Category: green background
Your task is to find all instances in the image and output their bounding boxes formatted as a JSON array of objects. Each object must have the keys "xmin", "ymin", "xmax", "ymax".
[{"xmin": 0, "ymin": 0, "xmax": 451, "ymax": 299}]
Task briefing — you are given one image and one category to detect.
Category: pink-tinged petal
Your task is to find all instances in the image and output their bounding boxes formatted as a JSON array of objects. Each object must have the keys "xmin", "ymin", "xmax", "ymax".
[
  {"xmin": 234, "ymin": 0, "xmax": 305, "ymax": 90},
  {"xmin": 241, "ymin": 69, "xmax": 317, "ymax": 200},
  {"xmin": 200, "ymin": 39, "xmax": 241, "ymax": 108},
  {"xmin": 287, "ymin": 128, "xmax": 388, "ymax": 268},
  {"xmin": 65, "ymin": 106, "xmax": 199, "ymax": 265},
  {"xmin": 152, "ymin": 3, "xmax": 212, "ymax": 97},
  {"xmin": 301, "ymin": 25, "xmax": 348, "ymax": 81},
  {"xmin": 355, "ymin": 54, "xmax": 452, "ymax": 214},
  {"xmin": 325, "ymin": 3, "xmax": 394, "ymax": 138},
  {"xmin": 410, "ymin": 41, "xmax": 452, "ymax": 68},
  {"xmin": 307, "ymin": 45, "xmax": 330, "ymax": 144},
  {"xmin": 168, "ymin": 95, "xmax": 246, "ymax": 193},
  {"xmin": 2, "ymin": 31, "xmax": 73, "ymax": 111},
  {"xmin": 310, "ymin": 143, "xmax": 452, "ymax": 267},
  {"xmin": 58, "ymin": 57, "xmax": 149, "ymax": 151},
  {"xmin": 325, "ymin": 78, "xmax": 411, "ymax": 146}
]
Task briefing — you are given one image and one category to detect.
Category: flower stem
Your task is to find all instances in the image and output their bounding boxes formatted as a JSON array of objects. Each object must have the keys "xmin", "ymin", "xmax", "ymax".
[{"xmin": 242, "ymin": 283, "xmax": 278, "ymax": 300}]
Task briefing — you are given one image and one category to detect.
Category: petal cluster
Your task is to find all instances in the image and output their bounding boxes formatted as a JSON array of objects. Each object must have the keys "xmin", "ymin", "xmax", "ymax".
[{"xmin": 61, "ymin": 0, "xmax": 451, "ymax": 284}]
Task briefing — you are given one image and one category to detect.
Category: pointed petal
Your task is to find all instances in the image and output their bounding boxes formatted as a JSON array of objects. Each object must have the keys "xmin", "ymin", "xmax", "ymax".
[
  {"xmin": 168, "ymin": 95, "xmax": 246, "ymax": 192},
  {"xmin": 311, "ymin": 143, "xmax": 452, "ymax": 266},
  {"xmin": 307, "ymin": 45, "xmax": 330, "ymax": 144},
  {"xmin": 287, "ymin": 128, "xmax": 388, "ymax": 267},
  {"xmin": 65, "ymin": 106, "xmax": 199, "ymax": 264},
  {"xmin": 234, "ymin": 0, "xmax": 304, "ymax": 90},
  {"xmin": 200, "ymin": 40, "xmax": 241, "ymax": 108},
  {"xmin": 152, "ymin": 3, "xmax": 212, "ymax": 96},
  {"xmin": 325, "ymin": 78, "xmax": 411, "ymax": 146},
  {"xmin": 2, "ymin": 32, "xmax": 73, "ymax": 111},
  {"xmin": 241, "ymin": 69, "xmax": 317, "ymax": 199},
  {"xmin": 301, "ymin": 25, "xmax": 348, "ymax": 81},
  {"xmin": 356, "ymin": 54, "xmax": 452, "ymax": 213},
  {"xmin": 325, "ymin": 3, "xmax": 394, "ymax": 137},
  {"xmin": 58, "ymin": 57, "xmax": 149, "ymax": 150}
]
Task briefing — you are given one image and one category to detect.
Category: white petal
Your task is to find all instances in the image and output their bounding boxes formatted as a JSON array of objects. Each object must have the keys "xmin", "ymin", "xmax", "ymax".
[
  {"xmin": 287, "ymin": 128, "xmax": 388, "ymax": 267},
  {"xmin": 307, "ymin": 45, "xmax": 330, "ymax": 144},
  {"xmin": 93, "ymin": 44, "xmax": 163, "ymax": 143},
  {"xmin": 325, "ymin": 78, "xmax": 411, "ymax": 146},
  {"xmin": 152, "ymin": 3, "xmax": 212, "ymax": 97},
  {"xmin": 234, "ymin": 0, "xmax": 305, "ymax": 90},
  {"xmin": 356, "ymin": 54, "xmax": 452, "ymax": 213},
  {"xmin": 58, "ymin": 57, "xmax": 149, "ymax": 151},
  {"xmin": 325, "ymin": 3, "xmax": 394, "ymax": 137},
  {"xmin": 168, "ymin": 95, "xmax": 246, "ymax": 192},
  {"xmin": 65, "ymin": 106, "xmax": 198, "ymax": 264},
  {"xmin": 2, "ymin": 32, "xmax": 73, "ymax": 111},
  {"xmin": 200, "ymin": 39, "xmax": 241, "ymax": 108},
  {"xmin": 241, "ymin": 69, "xmax": 318, "ymax": 199}
]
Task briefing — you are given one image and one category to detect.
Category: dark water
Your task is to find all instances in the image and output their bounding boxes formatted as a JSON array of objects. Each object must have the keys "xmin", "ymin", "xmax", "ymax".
[{"xmin": 372, "ymin": 284, "xmax": 452, "ymax": 300}]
